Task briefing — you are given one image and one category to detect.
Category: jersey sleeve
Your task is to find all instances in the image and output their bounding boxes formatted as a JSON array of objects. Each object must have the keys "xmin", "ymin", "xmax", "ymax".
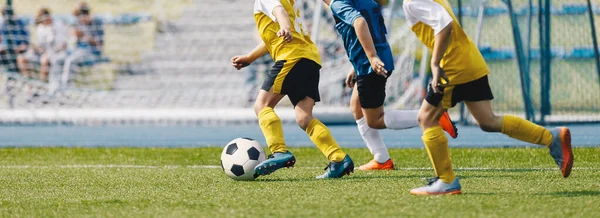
[
  {"xmin": 330, "ymin": 0, "xmax": 362, "ymax": 25},
  {"xmin": 404, "ymin": 0, "xmax": 453, "ymax": 35},
  {"xmin": 254, "ymin": 0, "xmax": 283, "ymax": 22}
]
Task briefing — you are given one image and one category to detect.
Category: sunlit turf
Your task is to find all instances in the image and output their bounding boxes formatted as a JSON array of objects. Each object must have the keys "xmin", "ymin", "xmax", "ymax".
[{"xmin": 0, "ymin": 147, "xmax": 598, "ymax": 217}]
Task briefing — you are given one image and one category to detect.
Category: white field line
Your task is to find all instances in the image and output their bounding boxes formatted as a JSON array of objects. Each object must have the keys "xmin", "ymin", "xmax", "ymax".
[{"xmin": 0, "ymin": 165, "xmax": 597, "ymax": 171}]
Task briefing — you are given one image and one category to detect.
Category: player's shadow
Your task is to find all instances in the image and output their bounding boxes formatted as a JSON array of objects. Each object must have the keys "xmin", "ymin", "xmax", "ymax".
[
  {"xmin": 254, "ymin": 174, "xmax": 423, "ymax": 182},
  {"xmin": 465, "ymin": 191, "xmax": 600, "ymax": 197},
  {"xmin": 454, "ymin": 168, "xmax": 545, "ymax": 173},
  {"xmin": 537, "ymin": 191, "xmax": 600, "ymax": 197}
]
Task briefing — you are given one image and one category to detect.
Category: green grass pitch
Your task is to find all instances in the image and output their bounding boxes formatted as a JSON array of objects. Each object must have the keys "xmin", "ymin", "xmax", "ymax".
[{"xmin": 0, "ymin": 147, "xmax": 599, "ymax": 217}]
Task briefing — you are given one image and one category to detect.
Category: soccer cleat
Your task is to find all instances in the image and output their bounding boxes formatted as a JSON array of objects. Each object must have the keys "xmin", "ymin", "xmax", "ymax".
[
  {"xmin": 410, "ymin": 177, "xmax": 462, "ymax": 195},
  {"xmin": 254, "ymin": 151, "xmax": 296, "ymax": 176},
  {"xmin": 316, "ymin": 155, "xmax": 354, "ymax": 179},
  {"xmin": 549, "ymin": 127, "xmax": 573, "ymax": 178},
  {"xmin": 439, "ymin": 111, "xmax": 458, "ymax": 139},
  {"xmin": 358, "ymin": 159, "xmax": 394, "ymax": 170}
]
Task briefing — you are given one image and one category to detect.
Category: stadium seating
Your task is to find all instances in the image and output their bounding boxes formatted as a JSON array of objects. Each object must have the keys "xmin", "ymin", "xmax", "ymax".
[{"xmin": 1, "ymin": 0, "xmax": 598, "ymax": 117}]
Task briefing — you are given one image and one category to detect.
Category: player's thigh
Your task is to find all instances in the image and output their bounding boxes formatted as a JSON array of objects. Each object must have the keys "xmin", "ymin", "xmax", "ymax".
[
  {"xmin": 350, "ymin": 84, "xmax": 364, "ymax": 120},
  {"xmin": 458, "ymin": 75, "xmax": 499, "ymax": 130},
  {"xmin": 254, "ymin": 89, "xmax": 285, "ymax": 115},
  {"xmin": 356, "ymin": 73, "xmax": 386, "ymax": 128},
  {"xmin": 282, "ymin": 58, "xmax": 321, "ymax": 107}
]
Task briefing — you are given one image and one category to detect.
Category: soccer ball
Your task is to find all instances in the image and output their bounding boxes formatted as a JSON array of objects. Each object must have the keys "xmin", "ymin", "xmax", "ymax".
[{"xmin": 220, "ymin": 137, "xmax": 266, "ymax": 181}]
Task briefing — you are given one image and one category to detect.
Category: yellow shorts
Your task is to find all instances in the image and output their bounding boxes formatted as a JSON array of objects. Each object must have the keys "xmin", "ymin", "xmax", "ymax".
[
  {"xmin": 426, "ymin": 75, "xmax": 494, "ymax": 109},
  {"xmin": 261, "ymin": 58, "xmax": 321, "ymax": 106}
]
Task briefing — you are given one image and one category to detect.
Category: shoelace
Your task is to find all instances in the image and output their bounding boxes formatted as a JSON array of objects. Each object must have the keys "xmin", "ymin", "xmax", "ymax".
[
  {"xmin": 425, "ymin": 177, "xmax": 440, "ymax": 186},
  {"xmin": 323, "ymin": 162, "xmax": 333, "ymax": 171}
]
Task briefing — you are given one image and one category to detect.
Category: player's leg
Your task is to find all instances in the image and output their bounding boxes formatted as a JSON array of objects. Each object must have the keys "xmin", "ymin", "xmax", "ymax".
[
  {"xmin": 295, "ymin": 96, "xmax": 353, "ymax": 179},
  {"xmin": 410, "ymin": 85, "xmax": 461, "ymax": 195},
  {"xmin": 350, "ymin": 84, "xmax": 393, "ymax": 170},
  {"xmin": 462, "ymin": 75, "xmax": 572, "ymax": 177},
  {"xmin": 356, "ymin": 73, "xmax": 458, "ymax": 137},
  {"xmin": 356, "ymin": 73, "xmax": 417, "ymax": 130},
  {"xmin": 16, "ymin": 54, "xmax": 30, "ymax": 78},
  {"xmin": 40, "ymin": 53, "xmax": 50, "ymax": 82},
  {"xmin": 254, "ymin": 60, "xmax": 294, "ymax": 176},
  {"xmin": 285, "ymin": 59, "xmax": 353, "ymax": 178},
  {"xmin": 466, "ymin": 100, "xmax": 573, "ymax": 177}
]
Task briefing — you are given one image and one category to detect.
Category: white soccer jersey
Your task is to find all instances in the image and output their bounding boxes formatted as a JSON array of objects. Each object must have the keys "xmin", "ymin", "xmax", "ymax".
[{"xmin": 403, "ymin": 0, "xmax": 454, "ymax": 36}]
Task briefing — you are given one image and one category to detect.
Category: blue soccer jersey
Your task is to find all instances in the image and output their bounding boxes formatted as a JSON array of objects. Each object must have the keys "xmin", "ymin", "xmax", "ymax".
[{"xmin": 330, "ymin": 0, "xmax": 394, "ymax": 76}]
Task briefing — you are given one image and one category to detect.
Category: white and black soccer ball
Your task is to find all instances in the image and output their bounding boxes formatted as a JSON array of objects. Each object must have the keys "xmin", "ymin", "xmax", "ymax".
[{"xmin": 220, "ymin": 137, "xmax": 266, "ymax": 181}]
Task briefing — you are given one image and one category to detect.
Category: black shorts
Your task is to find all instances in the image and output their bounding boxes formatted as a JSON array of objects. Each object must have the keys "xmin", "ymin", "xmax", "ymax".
[
  {"xmin": 261, "ymin": 58, "xmax": 321, "ymax": 107},
  {"xmin": 425, "ymin": 75, "xmax": 494, "ymax": 108},
  {"xmin": 356, "ymin": 73, "xmax": 388, "ymax": 109}
]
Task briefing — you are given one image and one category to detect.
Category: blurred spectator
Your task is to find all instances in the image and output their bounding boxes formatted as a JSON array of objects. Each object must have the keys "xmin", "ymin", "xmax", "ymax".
[
  {"xmin": 61, "ymin": 1, "xmax": 104, "ymax": 87},
  {"xmin": 0, "ymin": 6, "xmax": 29, "ymax": 72},
  {"xmin": 17, "ymin": 7, "xmax": 68, "ymax": 82}
]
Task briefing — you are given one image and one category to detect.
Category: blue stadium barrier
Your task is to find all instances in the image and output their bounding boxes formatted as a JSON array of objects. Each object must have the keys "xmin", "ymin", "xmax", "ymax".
[
  {"xmin": 478, "ymin": 46, "xmax": 585, "ymax": 60},
  {"xmin": 80, "ymin": 56, "xmax": 111, "ymax": 67},
  {"xmin": 562, "ymin": 4, "xmax": 589, "ymax": 15},
  {"xmin": 566, "ymin": 47, "xmax": 600, "ymax": 59},
  {"xmin": 529, "ymin": 47, "xmax": 566, "ymax": 59}
]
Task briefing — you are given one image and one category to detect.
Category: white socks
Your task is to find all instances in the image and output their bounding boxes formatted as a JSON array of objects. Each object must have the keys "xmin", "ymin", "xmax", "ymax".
[
  {"xmin": 383, "ymin": 110, "xmax": 420, "ymax": 130},
  {"xmin": 356, "ymin": 117, "xmax": 390, "ymax": 163}
]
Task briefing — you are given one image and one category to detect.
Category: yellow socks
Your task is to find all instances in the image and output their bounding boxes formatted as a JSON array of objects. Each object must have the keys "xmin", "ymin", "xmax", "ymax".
[
  {"xmin": 306, "ymin": 118, "xmax": 346, "ymax": 162},
  {"xmin": 258, "ymin": 107, "xmax": 287, "ymax": 153},
  {"xmin": 501, "ymin": 115, "xmax": 553, "ymax": 146},
  {"xmin": 422, "ymin": 126, "xmax": 455, "ymax": 183}
]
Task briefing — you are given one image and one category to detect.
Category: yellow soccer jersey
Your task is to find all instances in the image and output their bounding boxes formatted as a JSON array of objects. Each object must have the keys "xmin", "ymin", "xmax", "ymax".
[
  {"xmin": 403, "ymin": 0, "xmax": 488, "ymax": 85},
  {"xmin": 254, "ymin": 0, "xmax": 321, "ymax": 65}
]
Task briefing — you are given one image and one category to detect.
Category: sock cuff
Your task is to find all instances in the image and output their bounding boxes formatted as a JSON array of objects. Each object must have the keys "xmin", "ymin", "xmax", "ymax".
[
  {"xmin": 501, "ymin": 115, "xmax": 517, "ymax": 134},
  {"xmin": 258, "ymin": 107, "xmax": 275, "ymax": 118},
  {"xmin": 306, "ymin": 118, "xmax": 320, "ymax": 134},
  {"xmin": 355, "ymin": 117, "xmax": 366, "ymax": 125},
  {"xmin": 423, "ymin": 126, "xmax": 444, "ymax": 136}
]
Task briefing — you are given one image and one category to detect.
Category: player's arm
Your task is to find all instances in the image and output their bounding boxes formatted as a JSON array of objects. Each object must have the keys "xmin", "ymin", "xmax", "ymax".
[
  {"xmin": 345, "ymin": 68, "xmax": 357, "ymax": 88},
  {"xmin": 231, "ymin": 41, "xmax": 269, "ymax": 70},
  {"xmin": 404, "ymin": 0, "xmax": 454, "ymax": 93},
  {"xmin": 353, "ymin": 18, "xmax": 387, "ymax": 77},
  {"xmin": 272, "ymin": 6, "xmax": 292, "ymax": 42},
  {"xmin": 430, "ymin": 24, "xmax": 452, "ymax": 93},
  {"xmin": 331, "ymin": 0, "xmax": 387, "ymax": 77}
]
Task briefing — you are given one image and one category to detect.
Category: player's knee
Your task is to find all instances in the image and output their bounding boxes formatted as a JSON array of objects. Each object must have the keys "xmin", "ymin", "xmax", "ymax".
[
  {"xmin": 253, "ymin": 102, "xmax": 267, "ymax": 116},
  {"xmin": 365, "ymin": 116, "xmax": 385, "ymax": 129},
  {"xmin": 417, "ymin": 111, "xmax": 435, "ymax": 127},
  {"xmin": 17, "ymin": 56, "xmax": 25, "ymax": 63}
]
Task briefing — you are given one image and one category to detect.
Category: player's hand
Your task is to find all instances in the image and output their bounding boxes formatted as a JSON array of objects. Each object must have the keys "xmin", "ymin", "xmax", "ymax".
[
  {"xmin": 231, "ymin": 55, "xmax": 251, "ymax": 70},
  {"xmin": 277, "ymin": 27, "xmax": 292, "ymax": 43},
  {"xmin": 430, "ymin": 65, "xmax": 449, "ymax": 94},
  {"xmin": 345, "ymin": 69, "xmax": 356, "ymax": 88},
  {"xmin": 369, "ymin": 56, "xmax": 388, "ymax": 78}
]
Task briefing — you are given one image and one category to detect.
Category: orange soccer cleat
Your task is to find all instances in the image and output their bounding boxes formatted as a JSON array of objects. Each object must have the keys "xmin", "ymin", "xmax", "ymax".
[
  {"xmin": 439, "ymin": 111, "xmax": 458, "ymax": 139},
  {"xmin": 357, "ymin": 159, "xmax": 395, "ymax": 170}
]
